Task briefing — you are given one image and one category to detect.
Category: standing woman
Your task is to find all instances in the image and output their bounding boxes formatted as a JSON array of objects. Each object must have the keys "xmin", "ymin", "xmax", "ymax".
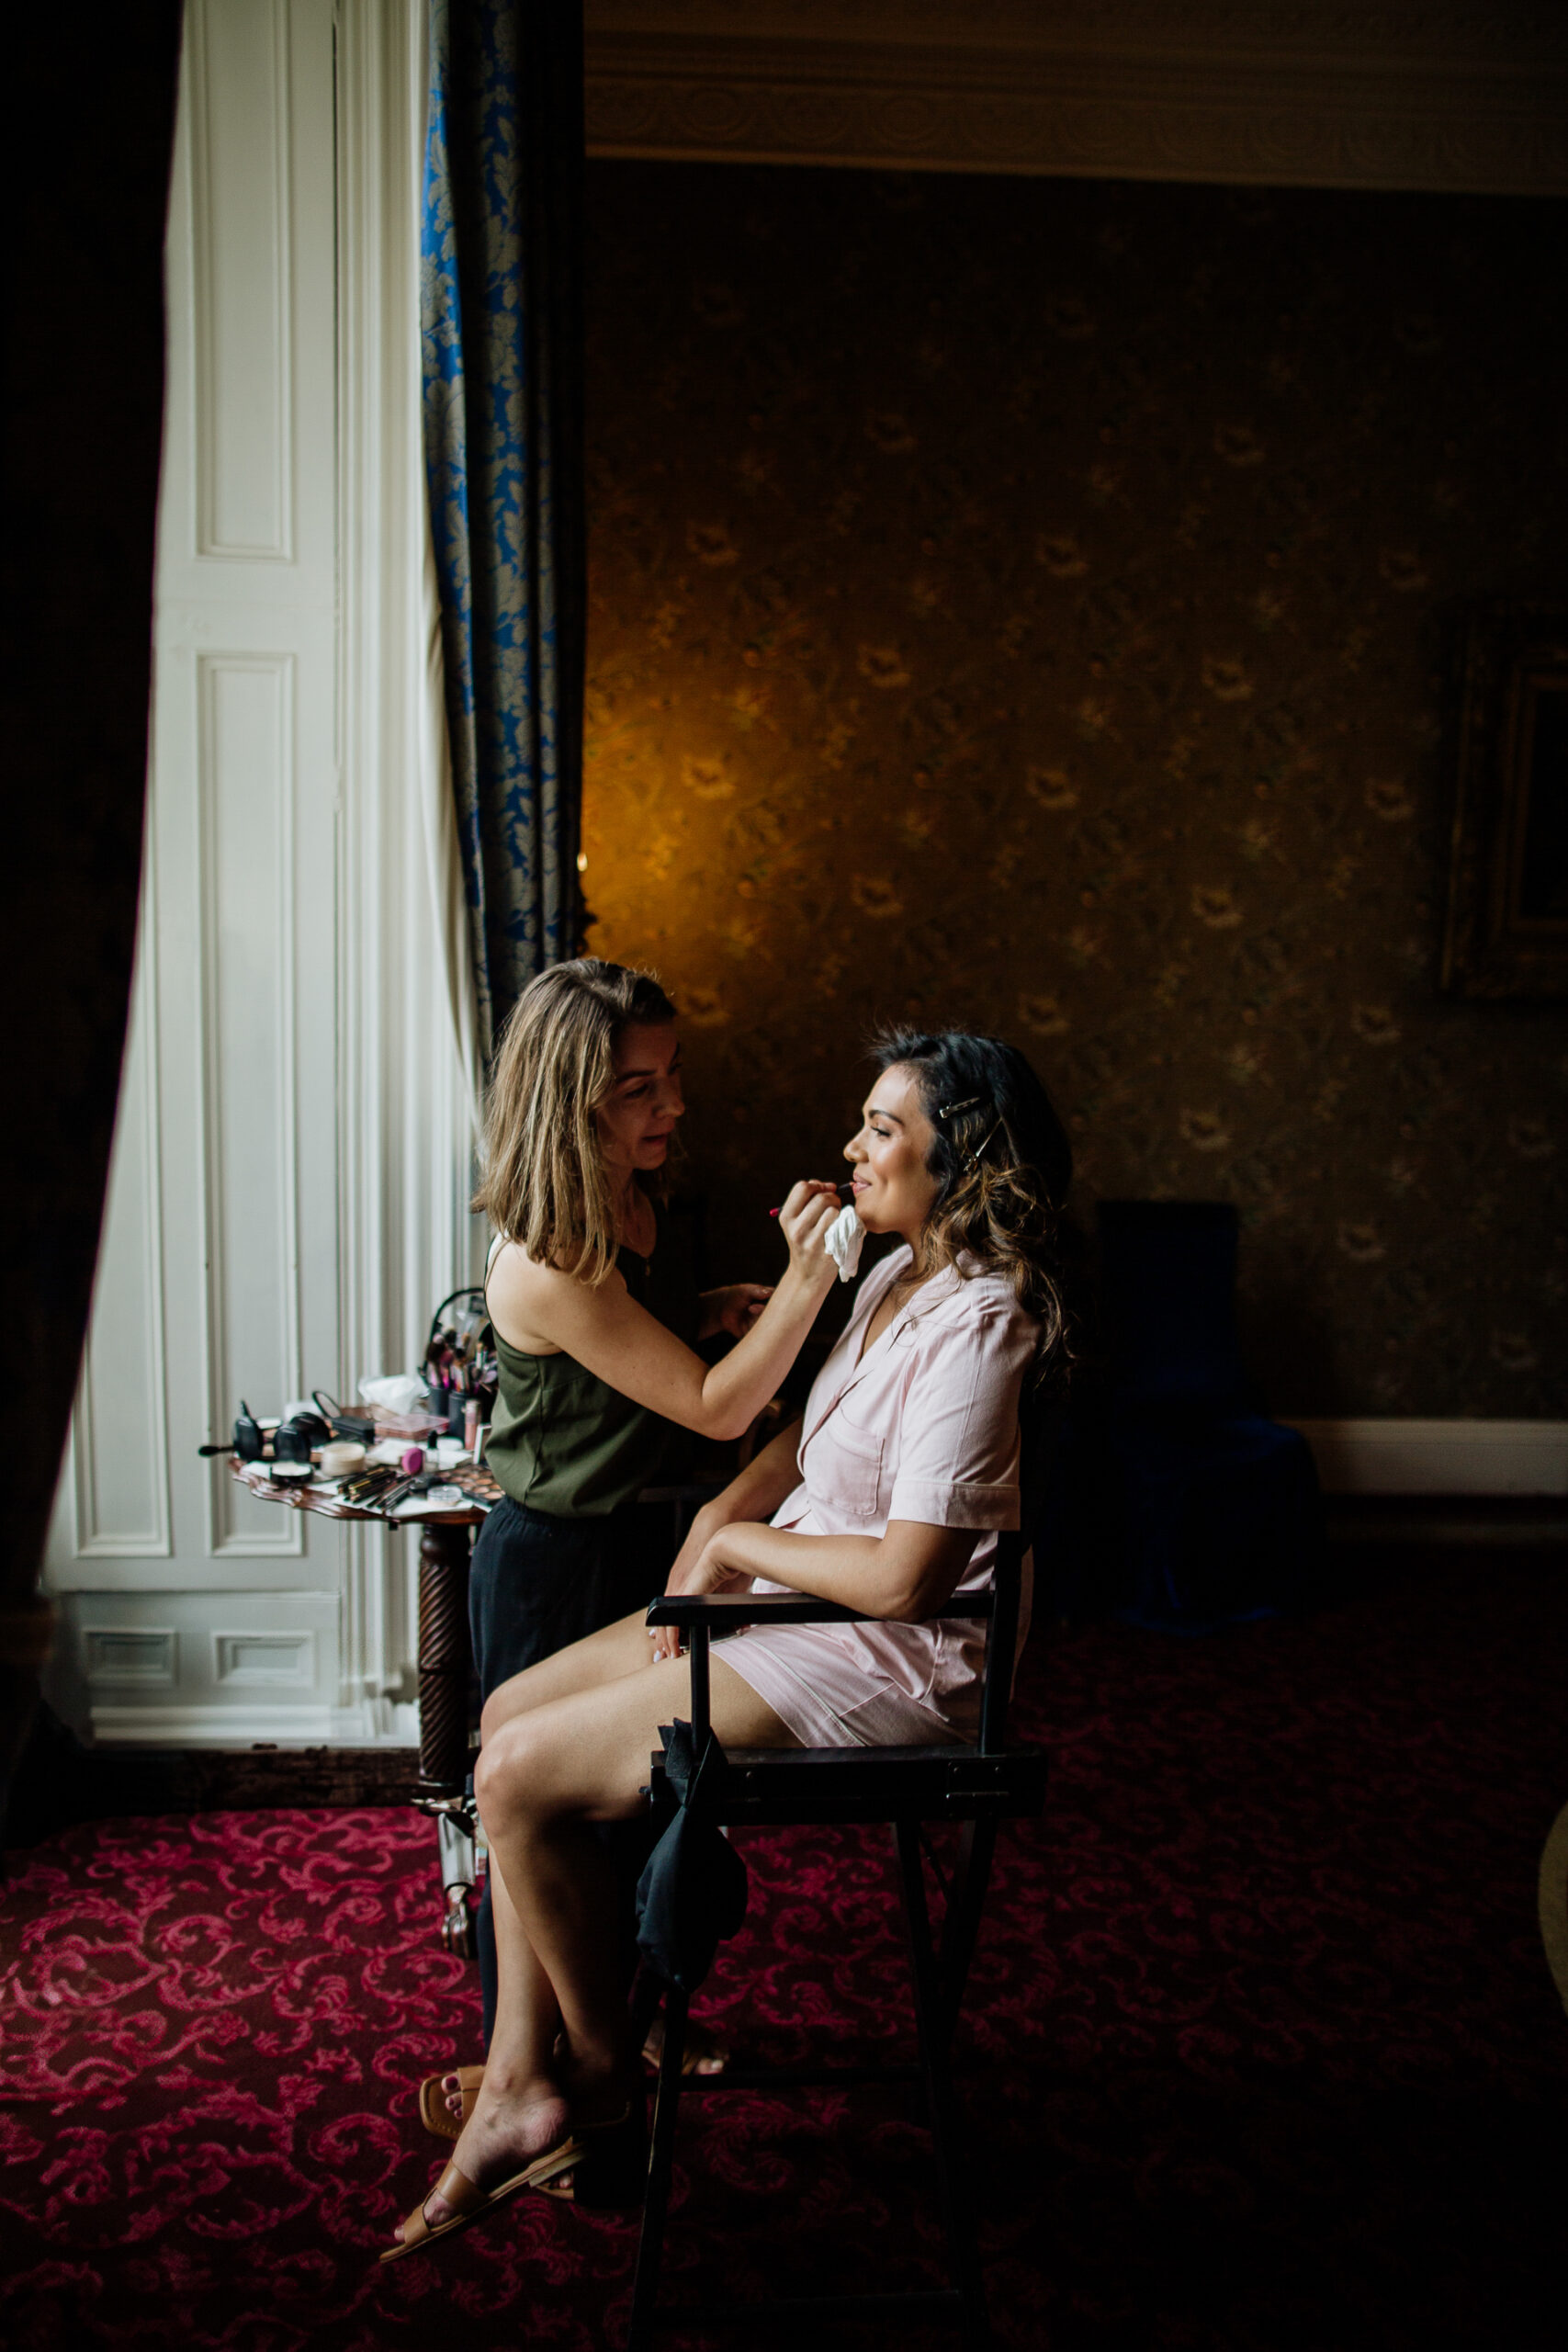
[{"xmin": 435, "ymin": 958, "xmax": 841, "ymax": 2117}]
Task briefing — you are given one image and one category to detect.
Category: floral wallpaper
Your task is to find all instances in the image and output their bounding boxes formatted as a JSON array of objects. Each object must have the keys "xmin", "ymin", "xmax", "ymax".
[{"xmin": 581, "ymin": 163, "xmax": 1567, "ymax": 1418}]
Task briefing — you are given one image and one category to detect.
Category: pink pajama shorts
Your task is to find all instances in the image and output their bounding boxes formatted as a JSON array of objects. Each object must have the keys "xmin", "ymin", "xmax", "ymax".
[{"xmin": 716, "ymin": 1621, "xmax": 971, "ymax": 1749}]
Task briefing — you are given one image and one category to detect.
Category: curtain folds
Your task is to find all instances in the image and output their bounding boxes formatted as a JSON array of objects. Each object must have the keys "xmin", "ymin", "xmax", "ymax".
[
  {"xmin": 3, "ymin": 4, "xmax": 183, "ymax": 1807},
  {"xmin": 421, "ymin": 0, "xmax": 587, "ymax": 1058}
]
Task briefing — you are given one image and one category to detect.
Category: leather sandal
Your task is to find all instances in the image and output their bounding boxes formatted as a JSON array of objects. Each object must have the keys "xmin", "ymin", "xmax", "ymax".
[
  {"xmin": 536, "ymin": 2096, "xmax": 648, "ymax": 2211},
  {"xmin": 642, "ymin": 2016, "xmax": 730, "ymax": 2076},
  {"xmin": 379, "ymin": 2136, "xmax": 585, "ymax": 2266},
  {"xmin": 418, "ymin": 2029, "xmax": 713, "ymax": 2142},
  {"xmin": 419, "ymin": 2063, "xmax": 485, "ymax": 2143}
]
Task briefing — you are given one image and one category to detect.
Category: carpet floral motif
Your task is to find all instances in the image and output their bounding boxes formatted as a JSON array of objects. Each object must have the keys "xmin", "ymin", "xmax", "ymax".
[{"xmin": 3, "ymin": 1556, "xmax": 1563, "ymax": 2347}]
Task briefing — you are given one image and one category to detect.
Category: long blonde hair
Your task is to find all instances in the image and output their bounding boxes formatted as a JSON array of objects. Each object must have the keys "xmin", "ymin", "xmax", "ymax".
[{"xmin": 473, "ymin": 959, "xmax": 677, "ymax": 1285}]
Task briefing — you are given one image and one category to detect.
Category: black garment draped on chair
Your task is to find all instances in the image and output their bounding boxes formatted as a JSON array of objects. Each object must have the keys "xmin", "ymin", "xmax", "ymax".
[
  {"xmin": 422, "ymin": 0, "xmax": 588, "ymax": 1052},
  {"xmin": 0, "ymin": 8, "xmax": 183, "ymax": 1819}
]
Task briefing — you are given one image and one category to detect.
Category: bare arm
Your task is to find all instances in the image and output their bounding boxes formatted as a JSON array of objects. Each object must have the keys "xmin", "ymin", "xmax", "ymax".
[
  {"xmin": 660, "ymin": 1514, "xmax": 980, "ymax": 1652},
  {"xmin": 487, "ymin": 1183, "xmax": 840, "ymax": 1445},
  {"xmin": 648, "ymin": 1418, "xmax": 806, "ymax": 1660}
]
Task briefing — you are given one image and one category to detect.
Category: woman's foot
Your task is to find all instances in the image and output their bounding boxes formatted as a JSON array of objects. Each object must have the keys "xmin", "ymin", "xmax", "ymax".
[
  {"xmin": 398, "ymin": 2074, "xmax": 567, "ymax": 2241},
  {"xmin": 642, "ymin": 2012, "xmax": 729, "ymax": 2075},
  {"xmin": 441, "ymin": 2065, "xmax": 478, "ymax": 2122},
  {"xmin": 431, "ymin": 2008, "xmax": 729, "ymax": 2127},
  {"xmin": 425, "ymin": 2062, "xmax": 484, "ymax": 2133},
  {"xmin": 396, "ymin": 2054, "xmax": 628, "ymax": 2241}
]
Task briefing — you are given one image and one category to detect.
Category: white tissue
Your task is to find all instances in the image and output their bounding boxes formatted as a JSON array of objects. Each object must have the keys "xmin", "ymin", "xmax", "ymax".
[
  {"xmin": 357, "ymin": 1372, "xmax": 428, "ymax": 1415},
  {"xmin": 824, "ymin": 1202, "xmax": 865, "ymax": 1283}
]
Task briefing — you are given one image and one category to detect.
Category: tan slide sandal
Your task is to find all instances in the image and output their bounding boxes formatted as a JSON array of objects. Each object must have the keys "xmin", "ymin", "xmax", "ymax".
[
  {"xmin": 418, "ymin": 2063, "xmax": 485, "ymax": 2142},
  {"xmin": 379, "ymin": 2138, "xmax": 584, "ymax": 2266},
  {"xmin": 535, "ymin": 2100, "xmax": 647, "ymax": 2209}
]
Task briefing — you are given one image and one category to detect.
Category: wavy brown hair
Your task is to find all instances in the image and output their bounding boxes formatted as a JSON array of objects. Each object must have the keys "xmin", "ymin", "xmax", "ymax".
[
  {"xmin": 873, "ymin": 1027, "xmax": 1079, "ymax": 1388},
  {"xmin": 473, "ymin": 959, "xmax": 677, "ymax": 1285}
]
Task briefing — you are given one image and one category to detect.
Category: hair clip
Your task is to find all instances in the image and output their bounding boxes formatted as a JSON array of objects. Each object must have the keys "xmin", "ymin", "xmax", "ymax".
[{"xmin": 937, "ymin": 1095, "xmax": 984, "ymax": 1120}]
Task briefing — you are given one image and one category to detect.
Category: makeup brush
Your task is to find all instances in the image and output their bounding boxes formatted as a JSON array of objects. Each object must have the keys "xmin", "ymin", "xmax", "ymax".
[{"xmin": 768, "ymin": 1181, "xmax": 855, "ymax": 1218}]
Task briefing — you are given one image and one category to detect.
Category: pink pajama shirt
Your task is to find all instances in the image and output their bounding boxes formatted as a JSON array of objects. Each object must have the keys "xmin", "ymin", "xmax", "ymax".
[{"xmin": 719, "ymin": 1246, "xmax": 1039, "ymax": 1747}]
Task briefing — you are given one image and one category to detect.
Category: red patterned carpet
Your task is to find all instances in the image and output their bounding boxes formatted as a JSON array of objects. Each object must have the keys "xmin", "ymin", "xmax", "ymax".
[{"xmin": 4, "ymin": 1553, "xmax": 1564, "ymax": 2351}]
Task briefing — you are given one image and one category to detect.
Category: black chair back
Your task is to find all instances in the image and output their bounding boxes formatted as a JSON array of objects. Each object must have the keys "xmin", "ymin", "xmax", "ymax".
[{"xmin": 977, "ymin": 1396, "xmax": 1061, "ymax": 1755}]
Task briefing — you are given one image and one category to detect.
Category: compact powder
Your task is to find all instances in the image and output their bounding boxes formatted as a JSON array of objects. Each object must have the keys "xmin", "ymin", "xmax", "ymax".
[{"xmin": 320, "ymin": 1441, "xmax": 367, "ymax": 1477}]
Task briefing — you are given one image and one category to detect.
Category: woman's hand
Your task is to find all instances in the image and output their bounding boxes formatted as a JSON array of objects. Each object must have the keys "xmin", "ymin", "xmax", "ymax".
[
  {"xmin": 649, "ymin": 1525, "xmax": 755, "ymax": 1663},
  {"xmin": 777, "ymin": 1181, "xmax": 843, "ymax": 1292},
  {"xmin": 648, "ymin": 1500, "xmax": 727, "ymax": 1662},
  {"xmin": 699, "ymin": 1283, "xmax": 773, "ymax": 1340}
]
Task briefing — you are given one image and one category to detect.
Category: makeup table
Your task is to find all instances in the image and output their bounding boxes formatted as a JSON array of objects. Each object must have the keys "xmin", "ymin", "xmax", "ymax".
[
  {"xmin": 229, "ymin": 1456, "xmax": 484, "ymax": 1951},
  {"xmin": 230, "ymin": 1456, "xmax": 741, "ymax": 1953}
]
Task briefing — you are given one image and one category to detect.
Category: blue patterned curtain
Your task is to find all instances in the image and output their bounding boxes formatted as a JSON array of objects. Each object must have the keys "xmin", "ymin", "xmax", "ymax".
[{"xmin": 422, "ymin": 0, "xmax": 586, "ymax": 1056}]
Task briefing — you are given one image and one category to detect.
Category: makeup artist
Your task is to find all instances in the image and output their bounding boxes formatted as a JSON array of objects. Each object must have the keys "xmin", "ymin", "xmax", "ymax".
[{"xmin": 421, "ymin": 957, "xmax": 841, "ymax": 2137}]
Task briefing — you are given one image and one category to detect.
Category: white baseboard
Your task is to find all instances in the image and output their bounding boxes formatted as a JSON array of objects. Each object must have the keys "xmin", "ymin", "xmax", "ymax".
[
  {"xmin": 1286, "ymin": 1419, "xmax": 1568, "ymax": 1498},
  {"xmin": 89, "ymin": 1699, "xmax": 422, "ymax": 1749}
]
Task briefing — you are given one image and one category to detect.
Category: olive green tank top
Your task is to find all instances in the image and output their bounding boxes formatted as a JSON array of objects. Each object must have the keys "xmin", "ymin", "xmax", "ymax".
[{"xmin": 483, "ymin": 1202, "xmax": 702, "ymax": 1519}]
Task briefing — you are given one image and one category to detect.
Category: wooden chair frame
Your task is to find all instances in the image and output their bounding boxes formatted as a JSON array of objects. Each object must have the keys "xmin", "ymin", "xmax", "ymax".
[{"xmin": 625, "ymin": 1434, "xmax": 1051, "ymax": 2351}]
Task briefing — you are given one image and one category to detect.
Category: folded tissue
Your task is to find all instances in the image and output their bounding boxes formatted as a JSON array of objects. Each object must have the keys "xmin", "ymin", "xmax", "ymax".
[
  {"xmin": 824, "ymin": 1202, "xmax": 865, "ymax": 1283},
  {"xmin": 357, "ymin": 1372, "xmax": 428, "ymax": 1416}
]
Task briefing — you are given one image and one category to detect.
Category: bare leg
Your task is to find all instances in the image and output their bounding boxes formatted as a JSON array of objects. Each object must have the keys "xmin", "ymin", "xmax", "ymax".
[
  {"xmin": 399, "ymin": 1644, "xmax": 793, "ymax": 2240},
  {"xmin": 473, "ymin": 1842, "xmax": 579, "ymax": 2149},
  {"xmin": 436, "ymin": 1610, "xmax": 656, "ymax": 2120},
  {"xmin": 479, "ymin": 1604, "xmax": 660, "ymax": 1738}
]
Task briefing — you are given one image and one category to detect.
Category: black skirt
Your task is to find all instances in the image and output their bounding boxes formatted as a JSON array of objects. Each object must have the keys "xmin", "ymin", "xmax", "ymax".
[{"xmin": 468, "ymin": 1494, "xmax": 673, "ymax": 1701}]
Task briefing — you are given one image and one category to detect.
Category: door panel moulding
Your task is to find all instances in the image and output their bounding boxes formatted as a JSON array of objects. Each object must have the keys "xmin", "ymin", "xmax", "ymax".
[
  {"xmin": 195, "ymin": 650, "xmax": 306, "ymax": 1562},
  {"xmin": 84, "ymin": 1629, "xmax": 178, "ymax": 1688},
  {"xmin": 582, "ymin": 5, "xmax": 1568, "ymax": 195},
  {"xmin": 71, "ymin": 851, "xmax": 173, "ymax": 1561},
  {"xmin": 213, "ymin": 1629, "xmax": 319, "ymax": 1687},
  {"xmin": 189, "ymin": 0, "xmax": 295, "ymax": 560}
]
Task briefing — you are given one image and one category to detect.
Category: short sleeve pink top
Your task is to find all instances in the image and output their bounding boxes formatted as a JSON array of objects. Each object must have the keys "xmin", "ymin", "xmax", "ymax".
[{"xmin": 718, "ymin": 1244, "xmax": 1039, "ymax": 1748}]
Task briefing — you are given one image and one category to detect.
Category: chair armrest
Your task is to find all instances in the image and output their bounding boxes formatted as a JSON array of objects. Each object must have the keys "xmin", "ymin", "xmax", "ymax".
[{"xmin": 644, "ymin": 1589, "xmax": 997, "ymax": 1630}]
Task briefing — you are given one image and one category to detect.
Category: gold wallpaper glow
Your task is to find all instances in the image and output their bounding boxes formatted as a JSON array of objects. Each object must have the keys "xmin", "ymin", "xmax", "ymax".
[{"xmin": 581, "ymin": 164, "xmax": 1566, "ymax": 1417}]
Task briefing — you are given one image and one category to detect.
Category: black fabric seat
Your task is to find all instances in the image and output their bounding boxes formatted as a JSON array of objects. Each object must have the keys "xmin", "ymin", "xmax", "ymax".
[{"xmin": 623, "ymin": 1412, "xmax": 1058, "ymax": 2351}]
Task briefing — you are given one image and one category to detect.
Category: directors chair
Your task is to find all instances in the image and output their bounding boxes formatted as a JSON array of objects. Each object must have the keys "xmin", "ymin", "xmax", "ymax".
[{"xmin": 626, "ymin": 1414, "xmax": 1057, "ymax": 2351}]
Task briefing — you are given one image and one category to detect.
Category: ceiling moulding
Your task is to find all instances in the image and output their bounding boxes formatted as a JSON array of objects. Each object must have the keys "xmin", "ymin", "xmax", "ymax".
[{"xmin": 582, "ymin": 4, "xmax": 1568, "ymax": 196}]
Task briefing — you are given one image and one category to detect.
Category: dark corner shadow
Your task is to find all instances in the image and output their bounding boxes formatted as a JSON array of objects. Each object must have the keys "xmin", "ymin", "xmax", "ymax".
[{"xmin": 962, "ymin": 2052, "xmax": 1562, "ymax": 2349}]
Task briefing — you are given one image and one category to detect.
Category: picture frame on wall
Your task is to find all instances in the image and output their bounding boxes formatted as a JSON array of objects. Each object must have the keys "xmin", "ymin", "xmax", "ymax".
[{"xmin": 1440, "ymin": 602, "xmax": 1568, "ymax": 999}]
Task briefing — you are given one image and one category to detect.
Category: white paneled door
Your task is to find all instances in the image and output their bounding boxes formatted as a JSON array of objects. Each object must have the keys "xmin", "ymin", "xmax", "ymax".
[{"xmin": 45, "ymin": 0, "xmax": 480, "ymax": 1745}]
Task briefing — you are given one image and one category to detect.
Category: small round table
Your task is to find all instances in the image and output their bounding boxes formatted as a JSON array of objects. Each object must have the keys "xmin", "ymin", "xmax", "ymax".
[{"xmin": 229, "ymin": 1458, "xmax": 484, "ymax": 1949}]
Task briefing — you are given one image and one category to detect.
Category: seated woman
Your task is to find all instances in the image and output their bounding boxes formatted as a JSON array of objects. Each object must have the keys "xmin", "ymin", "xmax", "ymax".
[{"xmin": 385, "ymin": 1027, "xmax": 1076, "ymax": 2260}]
